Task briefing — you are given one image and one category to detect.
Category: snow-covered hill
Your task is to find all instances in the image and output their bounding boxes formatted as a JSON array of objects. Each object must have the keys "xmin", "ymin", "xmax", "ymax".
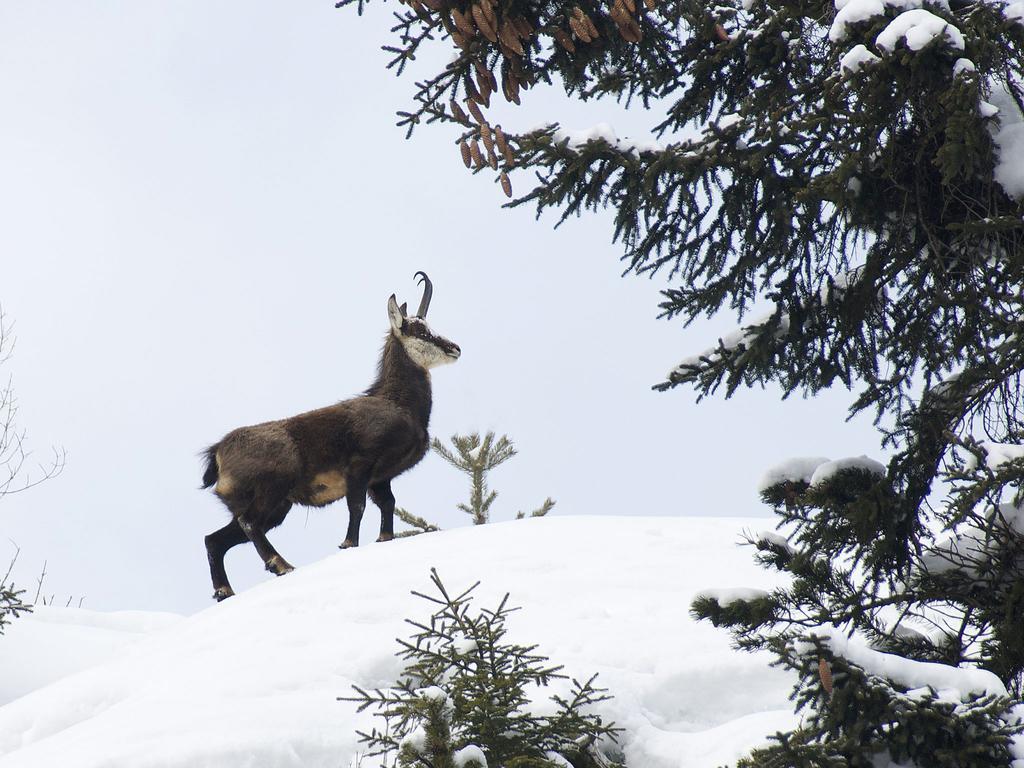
[
  {"xmin": 0, "ymin": 606, "xmax": 181, "ymax": 707},
  {"xmin": 0, "ymin": 516, "xmax": 797, "ymax": 768}
]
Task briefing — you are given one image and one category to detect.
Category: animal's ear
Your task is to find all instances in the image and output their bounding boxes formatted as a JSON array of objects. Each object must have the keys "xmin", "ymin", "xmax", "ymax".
[
  {"xmin": 399, "ymin": 302, "xmax": 408, "ymax": 317},
  {"xmin": 387, "ymin": 294, "xmax": 404, "ymax": 333}
]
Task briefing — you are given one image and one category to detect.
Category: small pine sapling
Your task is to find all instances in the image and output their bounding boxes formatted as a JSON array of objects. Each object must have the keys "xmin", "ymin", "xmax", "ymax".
[
  {"xmin": 0, "ymin": 546, "xmax": 30, "ymax": 636},
  {"xmin": 436, "ymin": 431, "xmax": 516, "ymax": 525},
  {"xmin": 341, "ymin": 568, "xmax": 621, "ymax": 768},
  {"xmin": 396, "ymin": 431, "xmax": 555, "ymax": 536},
  {"xmin": 0, "ymin": 309, "xmax": 64, "ymax": 634}
]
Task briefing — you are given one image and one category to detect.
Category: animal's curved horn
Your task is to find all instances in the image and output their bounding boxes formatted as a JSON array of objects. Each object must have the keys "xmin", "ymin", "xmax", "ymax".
[{"xmin": 414, "ymin": 271, "xmax": 433, "ymax": 318}]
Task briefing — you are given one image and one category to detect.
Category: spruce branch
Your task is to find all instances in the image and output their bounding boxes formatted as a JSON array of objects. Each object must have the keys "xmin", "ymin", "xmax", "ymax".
[
  {"xmin": 395, "ymin": 507, "xmax": 442, "ymax": 537},
  {"xmin": 517, "ymin": 497, "xmax": 556, "ymax": 519}
]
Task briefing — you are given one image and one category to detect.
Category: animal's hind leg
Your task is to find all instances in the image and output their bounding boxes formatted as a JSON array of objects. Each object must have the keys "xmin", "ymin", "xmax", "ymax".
[
  {"xmin": 368, "ymin": 481, "xmax": 395, "ymax": 543},
  {"xmin": 205, "ymin": 519, "xmax": 247, "ymax": 601},
  {"xmin": 239, "ymin": 495, "xmax": 295, "ymax": 576}
]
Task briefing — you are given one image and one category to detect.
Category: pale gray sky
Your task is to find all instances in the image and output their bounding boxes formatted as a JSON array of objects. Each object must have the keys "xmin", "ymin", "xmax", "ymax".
[{"xmin": 0, "ymin": 1, "xmax": 879, "ymax": 613}]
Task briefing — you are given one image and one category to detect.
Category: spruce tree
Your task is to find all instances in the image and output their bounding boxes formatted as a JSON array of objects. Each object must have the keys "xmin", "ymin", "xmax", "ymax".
[{"xmin": 341, "ymin": 0, "xmax": 1024, "ymax": 761}]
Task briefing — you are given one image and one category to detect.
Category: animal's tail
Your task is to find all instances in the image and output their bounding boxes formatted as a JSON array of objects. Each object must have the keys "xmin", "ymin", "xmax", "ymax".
[{"xmin": 201, "ymin": 445, "xmax": 219, "ymax": 489}]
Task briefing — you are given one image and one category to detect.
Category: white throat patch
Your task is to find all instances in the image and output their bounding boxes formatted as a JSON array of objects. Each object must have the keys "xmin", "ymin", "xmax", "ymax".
[{"xmin": 399, "ymin": 333, "xmax": 457, "ymax": 370}]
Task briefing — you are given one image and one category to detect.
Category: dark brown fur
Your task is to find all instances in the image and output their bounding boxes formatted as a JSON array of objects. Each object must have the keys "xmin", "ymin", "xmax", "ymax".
[{"xmin": 202, "ymin": 320, "xmax": 457, "ymax": 601}]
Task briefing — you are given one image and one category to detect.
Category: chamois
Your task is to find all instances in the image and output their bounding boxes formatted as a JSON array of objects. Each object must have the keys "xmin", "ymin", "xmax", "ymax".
[{"xmin": 201, "ymin": 273, "xmax": 460, "ymax": 601}]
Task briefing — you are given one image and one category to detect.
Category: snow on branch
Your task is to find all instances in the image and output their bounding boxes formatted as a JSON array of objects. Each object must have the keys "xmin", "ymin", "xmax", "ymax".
[
  {"xmin": 875, "ymin": 9, "xmax": 965, "ymax": 53},
  {"xmin": 920, "ymin": 500, "xmax": 1024, "ymax": 576},
  {"xmin": 663, "ymin": 266, "xmax": 868, "ymax": 387},
  {"xmin": 988, "ymin": 80, "xmax": 1024, "ymax": 201},
  {"xmin": 551, "ymin": 123, "xmax": 664, "ymax": 156},
  {"xmin": 664, "ymin": 306, "xmax": 790, "ymax": 382},
  {"xmin": 692, "ymin": 587, "xmax": 771, "ymax": 607},
  {"xmin": 808, "ymin": 455, "xmax": 887, "ymax": 486},
  {"xmin": 794, "ymin": 627, "xmax": 1008, "ymax": 700},
  {"xmin": 961, "ymin": 440, "xmax": 1024, "ymax": 471},
  {"xmin": 757, "ymin": 457, "xmax": 831, "ymax": 492}
]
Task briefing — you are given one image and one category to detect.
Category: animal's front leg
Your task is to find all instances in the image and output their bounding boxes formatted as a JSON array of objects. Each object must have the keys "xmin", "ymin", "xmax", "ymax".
[
  {"xmin": 368, "ymin": 481, "xmax": 395, "ymax": 543},
  {"xmin": 340, "ymin": 475, "xmax": 369, "ymax": 549}
]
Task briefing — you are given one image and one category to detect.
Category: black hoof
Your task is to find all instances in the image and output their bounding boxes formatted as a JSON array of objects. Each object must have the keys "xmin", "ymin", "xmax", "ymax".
[
  {"xmin": 266, "ymin": 555, "xmax": 294, "ymax": 576},
  {"xmin": 339, "ymin": 539, "xmax": 357, "ymax": 549},
  {"xmin": 213, "ymin": 586, "xmax": 235, "ymax": 601},
  {"xmin": 376, "ymin": 533, "xmax": 395, "ymax": 543}
]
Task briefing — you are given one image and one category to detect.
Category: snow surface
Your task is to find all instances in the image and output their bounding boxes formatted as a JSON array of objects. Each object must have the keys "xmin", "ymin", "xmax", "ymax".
[
  {"xmin": 0, "ymin": 516, "xmax": 798, "ymax": 768},
  {"xmin": 0, "ymin": 607, "xmax": 182, "ymax": 706}
]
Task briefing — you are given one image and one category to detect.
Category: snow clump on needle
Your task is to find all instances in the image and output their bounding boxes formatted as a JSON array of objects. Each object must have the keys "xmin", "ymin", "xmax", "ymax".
[
  {"xmin": 693, "ymin": 587, "xmax": 771, "ymax": 607},
  {"xmin": 920, "ymin": 501, "xmax": 1024, "ymax": 577},
  {"xmin": 840, "ymin": 44, "xmax": 881, "ymax": 72},
  {"xmin": 829, "ymin": 0, "xmax": 932, "ymax": 43},
  {"xmin": 809, "ymin": 455, "xmax": 887, "ymax": 486},
  {"xmin": 453, "ymin": 638, "xmax": 480, "ymax": 656},
  {"xmin": 875, "ymin": 8, "xmax": 965, "ymax": 52},
  {"xmin": 757, "ymin": 457, "xmax": 831, "ymax": 492},
  {"xmin": 796, "ymin": 628, "xmax": 1008, "ymax": 700},
  {"xmin": 987, "ymin": 82, "xmax": 1024, "ymax": 200},
  {"xmin": 552, "ymin": 123, "xmax": 663, "ymax": 156},
  {"xmin": 454, "ymin": 744, "xmax": 488, "ymax": 767},
  {"xmin": 960, "ymin": 440, "xmax": 1024, "ymax": 471}
]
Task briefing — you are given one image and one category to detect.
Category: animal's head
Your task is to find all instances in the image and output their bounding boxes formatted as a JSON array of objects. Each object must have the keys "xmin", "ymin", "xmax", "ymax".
[{"xmin": 387, "ymin": 272, "xmax": 461, "ymax": 370}]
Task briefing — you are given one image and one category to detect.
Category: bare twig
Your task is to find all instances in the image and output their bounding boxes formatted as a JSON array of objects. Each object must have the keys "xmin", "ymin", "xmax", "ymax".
[
  {"xmin": 33, "ymin": 560, "xmax": 47, "ymax": 605},
  {"xmin": 0, "ymin": 307, "xmax": 66, "ymax": 501}
]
